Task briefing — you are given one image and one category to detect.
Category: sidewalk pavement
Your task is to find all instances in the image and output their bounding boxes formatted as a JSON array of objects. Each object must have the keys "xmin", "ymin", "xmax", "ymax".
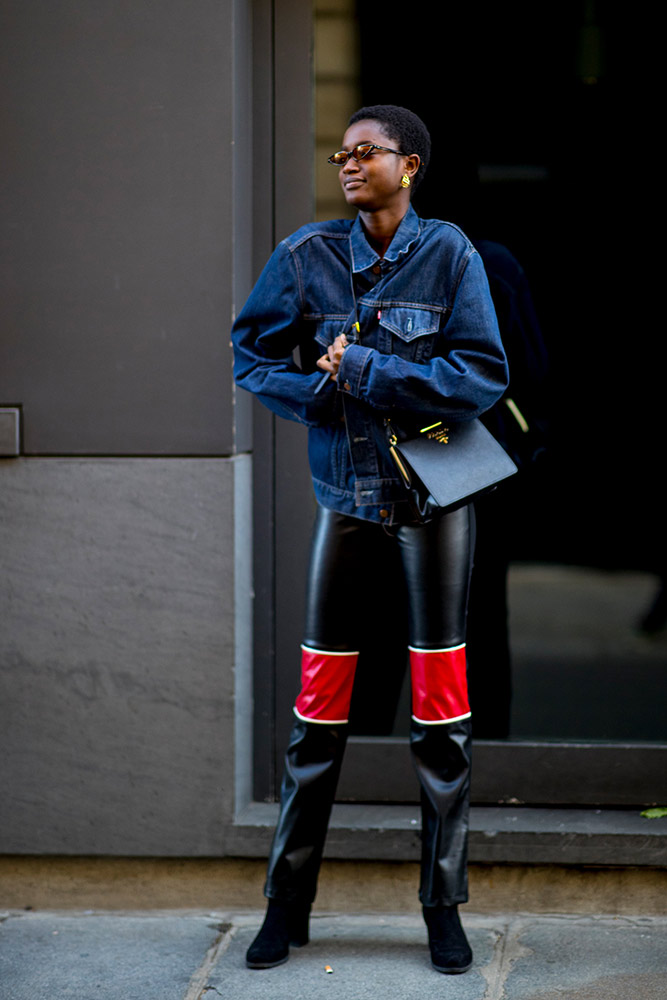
[{"xmin": 1, "ymin": 908, "xmax": 666, "ymax": 1000}]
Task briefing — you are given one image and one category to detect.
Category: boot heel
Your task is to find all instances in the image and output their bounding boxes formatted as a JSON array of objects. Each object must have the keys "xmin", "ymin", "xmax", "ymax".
[{"xmin": 288, "ymin": 902, "xmax": 311, "ymax": 947}]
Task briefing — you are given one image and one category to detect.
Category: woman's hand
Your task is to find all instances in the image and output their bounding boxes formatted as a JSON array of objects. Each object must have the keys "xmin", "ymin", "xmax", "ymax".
[{"xmin": 316, "ymin": 333, "xmax": 348, "ymax": 382}]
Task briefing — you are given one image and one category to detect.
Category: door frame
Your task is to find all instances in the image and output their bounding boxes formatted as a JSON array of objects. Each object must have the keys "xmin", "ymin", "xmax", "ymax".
[{"xmin": 249, "ymin": 0, "xmax": 667, "ymax": 809}]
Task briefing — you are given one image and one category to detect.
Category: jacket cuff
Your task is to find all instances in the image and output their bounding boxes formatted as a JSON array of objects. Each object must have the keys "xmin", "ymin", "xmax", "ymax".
[{"xmin": 337, "ymin": 343, "xmax": 372, "ymax": 397}]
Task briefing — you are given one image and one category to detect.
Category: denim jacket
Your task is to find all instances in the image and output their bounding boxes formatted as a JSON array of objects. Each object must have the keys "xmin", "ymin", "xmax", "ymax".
[{"xmin": 232, "ymin": 206, "xmax": 509, "ymax": 525}]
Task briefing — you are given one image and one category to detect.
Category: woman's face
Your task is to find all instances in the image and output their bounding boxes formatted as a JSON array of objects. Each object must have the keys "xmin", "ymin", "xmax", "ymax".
[{"xmin": 337, "ymin": 119, "xmax": 416, "ymax": 211}]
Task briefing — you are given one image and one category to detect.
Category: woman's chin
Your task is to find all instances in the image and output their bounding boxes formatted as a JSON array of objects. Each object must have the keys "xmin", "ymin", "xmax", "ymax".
[{"xmin": 342, "ymin": 183, "xmax": 367, "ymax": 205}]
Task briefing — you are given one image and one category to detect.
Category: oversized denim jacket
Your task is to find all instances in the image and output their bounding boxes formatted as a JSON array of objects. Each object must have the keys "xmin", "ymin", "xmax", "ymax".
[{"xmin": 232, "ymin": 206, "xmax": 509, "ymax": 525}]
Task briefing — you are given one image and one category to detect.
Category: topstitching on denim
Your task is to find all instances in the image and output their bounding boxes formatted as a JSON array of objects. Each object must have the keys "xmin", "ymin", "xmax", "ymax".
[{"xmin": 232, "ymin": 206, "xmax": 509, "ymax": 525}]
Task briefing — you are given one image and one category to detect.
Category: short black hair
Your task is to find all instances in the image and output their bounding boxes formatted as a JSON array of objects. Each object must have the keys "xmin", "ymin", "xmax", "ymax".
[{"xmin": 348, "ymin": 104, "xmax": 431, "ymax": 191}]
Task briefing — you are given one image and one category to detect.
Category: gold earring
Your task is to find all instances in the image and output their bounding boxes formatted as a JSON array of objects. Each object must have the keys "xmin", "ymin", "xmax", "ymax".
[{"xmin": 401, "ymin": 173, "xmax": 411, "ymax": 188}]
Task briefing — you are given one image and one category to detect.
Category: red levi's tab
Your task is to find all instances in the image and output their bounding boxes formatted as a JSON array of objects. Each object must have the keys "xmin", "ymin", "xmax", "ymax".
[
  {"xmin": 294, "ymin": 645, "xmax": 359, "ymax": 724},
  {"xmin": 409, "ymin": 645, "xmax": 471, "ymax": 724}
]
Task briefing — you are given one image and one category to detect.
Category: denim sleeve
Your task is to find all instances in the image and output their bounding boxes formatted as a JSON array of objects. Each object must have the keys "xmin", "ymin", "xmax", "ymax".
[
  {"xmin": 337, "ymin": 250, "xmax": 509, "ymax": 421},
  {"xmin": 231, "ymin": 242, "xmax": 337, "ymax": 426}
]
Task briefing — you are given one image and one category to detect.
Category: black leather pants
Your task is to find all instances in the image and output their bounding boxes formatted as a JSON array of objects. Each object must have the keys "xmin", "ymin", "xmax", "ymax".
[{"xmin": 265, "ymin": 504, "xmax": 475, "ymax": 907}]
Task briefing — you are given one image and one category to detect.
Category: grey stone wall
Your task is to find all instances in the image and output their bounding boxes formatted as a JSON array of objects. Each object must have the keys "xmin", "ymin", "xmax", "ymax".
[
  {"xmin": 0, "ymin": 0, "xmax": 238, "ymax": 456},
  {"xmin": 0, "ymin": 0, "xmax": 256, "ymax": 855},
  {"xmin": 0, "ymin": 455, "xmax": 251, "ymax": 855}
]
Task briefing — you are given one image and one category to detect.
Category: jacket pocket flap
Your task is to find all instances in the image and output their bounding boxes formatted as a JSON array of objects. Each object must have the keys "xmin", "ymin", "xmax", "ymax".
[
  {"xmin": 379, "ymin": 307, "xmax": 440, "ymax": 341},
  {"xmin": 313, "ymin": 319, "xmax": 347, "ymax": 348}
]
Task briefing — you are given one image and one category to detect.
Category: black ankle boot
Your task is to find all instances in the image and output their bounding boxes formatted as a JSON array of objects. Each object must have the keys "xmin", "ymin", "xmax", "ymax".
[
  {"xmin": 422, "ymin": 903, "xmax": 473, "ymax": 974},
  {"xmin": 245, "ymin": 899, "xmax": 311, "ymax": 969}
]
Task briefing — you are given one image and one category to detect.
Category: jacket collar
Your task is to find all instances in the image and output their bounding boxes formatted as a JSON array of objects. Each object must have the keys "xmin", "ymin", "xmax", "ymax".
[{"xmin": 349, "ymin": 205, "xmax": 421, "ymax": 274}]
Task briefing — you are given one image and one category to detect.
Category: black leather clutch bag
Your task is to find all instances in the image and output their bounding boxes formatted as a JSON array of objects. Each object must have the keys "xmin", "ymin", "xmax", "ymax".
[{"xmin": 386, "ymin": 417, "xmax": 518, "ymax": 521}]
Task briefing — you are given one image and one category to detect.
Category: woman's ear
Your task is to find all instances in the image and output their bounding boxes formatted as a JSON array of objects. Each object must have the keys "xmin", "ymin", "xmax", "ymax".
[{"xmin": 405, "ymin": 153, "xmax": 420, "ymax": 180}]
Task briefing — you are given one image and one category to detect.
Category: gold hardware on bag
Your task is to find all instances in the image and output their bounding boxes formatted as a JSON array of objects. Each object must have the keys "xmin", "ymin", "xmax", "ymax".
[
  {"xmin": 504, "ymin": 397, "xmax": 529, "ymax": 433},
  {"xmin": 425, "ymin": 427, "xmax": 449, "ymax": 444},
  {"xmin": 419, "ymin": 421, "xmax": 449, "ymax": 444},
  {"xmin": 388, "ymin": 432, "xmax": 412, "ymax": 488}
]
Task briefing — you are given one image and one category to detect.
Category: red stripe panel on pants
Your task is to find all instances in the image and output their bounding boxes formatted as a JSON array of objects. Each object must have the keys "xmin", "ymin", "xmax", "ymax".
[
  {"xmin": 294, "ymin": 645, "xmax": 359, "ymax": 724},
  {"xmin": 410, "ymin": 644, "xmax": 471, "ymax": 724}
]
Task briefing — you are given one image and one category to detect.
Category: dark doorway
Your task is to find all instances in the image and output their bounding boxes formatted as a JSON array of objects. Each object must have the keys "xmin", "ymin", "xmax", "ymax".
[
  {"xmin": 356, "ymin": 1, "xmax": 661, "ymax": 570},
  {"xmin": 255, "ymin": 2, "xmax": 666, "ymax": 806},
  {"xmin": 341, "ymin": 1, "xmax": 666, "ymax": 798}
]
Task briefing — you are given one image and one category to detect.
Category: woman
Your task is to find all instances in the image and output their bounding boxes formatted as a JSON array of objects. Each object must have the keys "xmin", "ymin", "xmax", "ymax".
[{"xmin": 232, "ymin": 105, "xmax": 508, "ymax": 975}]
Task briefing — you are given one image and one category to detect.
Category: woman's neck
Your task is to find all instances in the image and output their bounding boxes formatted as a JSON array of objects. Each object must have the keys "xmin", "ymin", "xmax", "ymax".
[{"xmin": 358, "ymin": 204, "xmax": 409, "ymax": 258}]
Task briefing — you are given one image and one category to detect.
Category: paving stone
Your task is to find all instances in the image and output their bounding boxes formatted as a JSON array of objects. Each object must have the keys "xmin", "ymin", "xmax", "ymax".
[
  {"xmin": 0, "ymin": 913, "xmax": 223, "ymax": 1000},
  {"xmin": 1, "ymin": 910, "xmax": 666, "ymax": 1000}
]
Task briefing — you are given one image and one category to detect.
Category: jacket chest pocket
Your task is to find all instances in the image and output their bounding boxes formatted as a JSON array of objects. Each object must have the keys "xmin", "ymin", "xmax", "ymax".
[
  {"xmin": 313, "ymin": 319, "xmax": 345, "ymax": 350},
  {"xmin": 301, "ymin": 317, "xmax": 346, "ymax": 371},
  {"xmin": 378, "ymin": 306, "xmax": 441, "ymax": 362}
]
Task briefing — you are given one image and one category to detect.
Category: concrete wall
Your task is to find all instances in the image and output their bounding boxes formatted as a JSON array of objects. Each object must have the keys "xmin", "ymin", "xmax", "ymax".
[
  {"xmin": 0, "ymin": 0, "xmax": 255, "ymax": 854},
  {"xmin": 0, "ymin": 456, "xmax": 252, "ymax": 855},
  {"xmin": 0, "ymin": 0, "xmax": 239, "ymax": 455}
]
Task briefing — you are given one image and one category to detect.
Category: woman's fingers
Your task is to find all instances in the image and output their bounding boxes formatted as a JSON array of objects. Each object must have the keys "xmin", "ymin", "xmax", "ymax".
[
  {"xmin": 316, "ymin": 333, "xmax": 349, "ymax": 379},
  {"xmin": 329, "ymin": 334, "xmax": 348, "ymax": 363}
]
